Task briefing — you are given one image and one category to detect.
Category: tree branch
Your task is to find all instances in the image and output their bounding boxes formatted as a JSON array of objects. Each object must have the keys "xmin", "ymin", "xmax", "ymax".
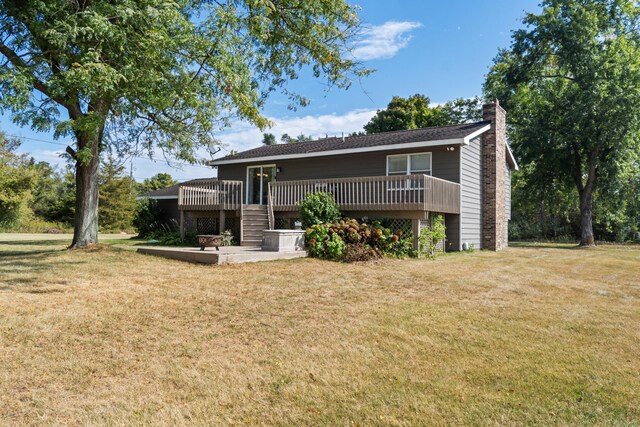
[{"xmin": 0, "ymin": 40, "xmax": 71, "ymax": 108}]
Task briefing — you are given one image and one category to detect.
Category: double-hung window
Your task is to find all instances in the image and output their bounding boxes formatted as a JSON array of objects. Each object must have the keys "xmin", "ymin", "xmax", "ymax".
[{"xmin": 386, "ymin": 153, "xmax": 432, "ymax": 190}]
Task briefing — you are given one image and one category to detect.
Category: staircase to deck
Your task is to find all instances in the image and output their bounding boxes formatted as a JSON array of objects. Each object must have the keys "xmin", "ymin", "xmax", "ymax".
[{"xmin": 241, "ymin": 204, "xmax": 269, "ymax": 246}]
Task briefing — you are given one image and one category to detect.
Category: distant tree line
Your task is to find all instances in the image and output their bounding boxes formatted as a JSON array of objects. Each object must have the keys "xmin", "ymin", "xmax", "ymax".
[
  {"xmin": 0, "ymin": 131, "xmax": 179, "ymax": 233},
  {"xmin": 262, "ymin": 132, "xmax": 313, "ymax": 145}
]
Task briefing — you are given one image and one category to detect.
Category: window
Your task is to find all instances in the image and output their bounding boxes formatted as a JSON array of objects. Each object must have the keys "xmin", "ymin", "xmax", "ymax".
[{"xmin": 386, "ymin": 153, "xmax": 431, "ymax": 176}]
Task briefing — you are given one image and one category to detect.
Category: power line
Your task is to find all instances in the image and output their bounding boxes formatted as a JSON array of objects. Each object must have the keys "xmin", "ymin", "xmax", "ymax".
[{"xmin": 5, "ymin": 133, "xmax": 216, "ymax": 170}]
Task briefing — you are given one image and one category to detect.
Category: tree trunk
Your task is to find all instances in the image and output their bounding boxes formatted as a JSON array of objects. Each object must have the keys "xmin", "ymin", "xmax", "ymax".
[
  {"xmin": 70, "ymin": 131, "xmax": 101, "ymax": 248},
  {"xmin": 579, "ymin": 187, "xmax": 595, "ymax": 247}
]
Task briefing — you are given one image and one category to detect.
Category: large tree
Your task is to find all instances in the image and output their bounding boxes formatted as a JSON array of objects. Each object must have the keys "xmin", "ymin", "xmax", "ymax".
[
  {"xmin": 364, "ymin": 94, "xmax": 482, "ymax": 134},
  {"xmin": 137, "ymin": 173, "xmax": 178, "ymax": 195},
  {"xmin": 484, "ymin": 0, "xmax": 640, "ymax": 246},
  {"xmin": 0, "ymin": 0, "xmax": 368, "ymax": 247}
]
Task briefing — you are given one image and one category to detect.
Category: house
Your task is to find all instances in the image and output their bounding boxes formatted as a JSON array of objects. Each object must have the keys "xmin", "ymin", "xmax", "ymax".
[{"xmin": 151, "ymin": 101, "xmax": 517, "ymax": 251}]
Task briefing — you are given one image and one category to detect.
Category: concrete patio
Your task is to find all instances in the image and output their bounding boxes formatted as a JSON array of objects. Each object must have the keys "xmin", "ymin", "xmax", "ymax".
[{"xmin": 137, "ymin": 245, "xmax": 308, "ymax": 265}]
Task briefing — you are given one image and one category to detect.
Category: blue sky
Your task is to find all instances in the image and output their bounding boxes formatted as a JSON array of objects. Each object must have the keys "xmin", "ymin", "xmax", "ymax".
[{"xmin": 3, "ymin": 0, "xmax": 540, "ymax": 181}]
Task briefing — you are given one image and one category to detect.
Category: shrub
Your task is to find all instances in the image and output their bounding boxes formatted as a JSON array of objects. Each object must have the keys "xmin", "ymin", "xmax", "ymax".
[
  {"xmin": 418, "ymin": 214, "xmax": 446, "ymax": 258},
  {"xmin": 325, "ymin": 232, "xmax": 346, "ymax": 260},
  {"xmin": 221, "ymin": 229, "xmax": 235, "ymax": 246},
  {"xmin": 133, "ymin": 198, "xmax": 167, "ymax": 238},
  {"xmin": 305, "ymin": 218, "xmax": 414, "ymax": 262},
  {"xmin": 297, "ymin": 192, "xmax": 341, "ymax": 227},
  {"xmin": 150, "ymin": 226, "xmax": 197, "ymax": 246}
]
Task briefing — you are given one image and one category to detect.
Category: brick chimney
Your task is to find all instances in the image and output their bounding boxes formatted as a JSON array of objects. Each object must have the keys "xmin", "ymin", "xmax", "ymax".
[{"xmin": 482, "ymin": 100, "xmax": 508, "ymax": 251}]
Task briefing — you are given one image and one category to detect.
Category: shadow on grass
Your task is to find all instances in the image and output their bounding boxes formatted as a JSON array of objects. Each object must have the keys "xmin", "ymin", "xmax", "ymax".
[
  {"xmin": 0, "ymin": 239, "xmax": 70, "ymax": 247},
  {"xmin": 0, "ymin": 248, "xmax": 85, "ymax": 290},
  {"xmin": 510, "ymin": 241, "xmax": 584, "ymax": 250}
]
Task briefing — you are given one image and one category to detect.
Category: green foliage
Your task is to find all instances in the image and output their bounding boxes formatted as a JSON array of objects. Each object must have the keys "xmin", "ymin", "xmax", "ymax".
[
  {"xmin": 31, "ymin": 165, "xmax": 76, "ymax": 225},
  {"xmin": 221, "ymin": 230, "xmax": 235, "ymax": 246},
  {"xmin": 418, "ymin": 214, "xmax": 446, "ymax": 259},
  {"xmin": 98, "ymin": 157, "xmax": 136, "ymax": 232},
  {"xmin": 262, "ymin": 133, "xmax": 277, "ymax": 146},
  {"xmin": 0, "ymin": 217, "xmax": 72, "ymax": 234},
  {"xmin": 153, "ymin": 228, "xmax": 197, "ymax": 247},
  {"xmin": 0, "ymin": 133, "xmax": 37, "ymax": 228},
  {"xmin": 281, "ymin": 133, "xmax": 313, "ymax": 144},
  {"xmin": 364, "ymin": 94, "xmax": 482, "ymax": 134},
  {"xmin": 305, "ymin": 225, "xmax": 346, "ymax": 261},
  {"xmin": 0, "ymin": 0, "xmax": 368, "ymax": 159},
  {"xmin": 305, "ymin": 219, "xmax": 414, "ymax": 262},
  {"xmin": 133, "ymin": 198, "xmax": 167, "ymax": 239},
  {"xmin": 297, "ymin": 192, "xmax": 342, "ymax": 227},
  {"xmin": 136, "ymin": 173, "xmax": 178, "ymax": 196},
  {"xmin": 325, "ymin": 233, "xmax": 346, "ymax": 260},
  {"xmin": 0, "ymin": 0, "xmax": 370, "ymax": 245},
  {"xmin": 484, "ymin": 0, "xmax": 640, "ymax": 245}
]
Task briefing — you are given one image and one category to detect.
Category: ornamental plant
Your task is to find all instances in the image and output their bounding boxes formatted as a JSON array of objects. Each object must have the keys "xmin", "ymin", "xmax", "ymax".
[
  {"xmin": 417, "ymin": 214, "xmax": 446, "ymax": 258},
  {"xmin": 297, "ymin": 192, "xmax": 341, "ymax": 228},
  {"xmin": 305, "ymin": 218, "xmax": 414, "ymax": 262}
]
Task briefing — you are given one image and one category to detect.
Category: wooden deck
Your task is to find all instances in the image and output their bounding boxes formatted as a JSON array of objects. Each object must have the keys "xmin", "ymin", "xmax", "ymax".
[
  {"xmin": 269, "ymin": 175, "xmax": 460, "ymax": 214},
  {"xmin": 177, "ymin": 175, "xmax": 460, "ymax": 247},
  {"xmin": 178, "ymin": 174, "xmax": 461, "ymax": 214}
]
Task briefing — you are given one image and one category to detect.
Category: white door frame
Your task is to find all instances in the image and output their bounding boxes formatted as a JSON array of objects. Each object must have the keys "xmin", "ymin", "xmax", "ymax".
[{"xmin": 246, "ymin": 164, "xmax": 276, "ymax": 205}]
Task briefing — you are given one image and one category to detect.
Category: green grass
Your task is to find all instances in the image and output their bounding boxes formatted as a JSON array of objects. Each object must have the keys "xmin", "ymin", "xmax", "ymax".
[{"xmin": 1, "ymin": 235, "xmax": 639, "ymax": 425}]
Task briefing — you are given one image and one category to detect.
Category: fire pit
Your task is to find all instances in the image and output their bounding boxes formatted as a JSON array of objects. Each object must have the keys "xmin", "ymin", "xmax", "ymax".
[{"xmin": 197, "ymin": 235, "xmax": 222, "ymax": 251}]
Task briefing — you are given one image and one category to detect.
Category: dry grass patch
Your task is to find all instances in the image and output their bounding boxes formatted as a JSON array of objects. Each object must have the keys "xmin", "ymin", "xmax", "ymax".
[{"xmin": 1, "ymin": 237, "xmax": 639, "ymax": 426}]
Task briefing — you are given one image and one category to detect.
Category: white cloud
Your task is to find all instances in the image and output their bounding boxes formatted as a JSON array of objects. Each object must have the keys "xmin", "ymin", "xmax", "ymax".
[
  {"xmin": 352, "ymin": 21, "xmax": 422, "ymax": 61},
  {"xmin": 19, "ymin": 108, "xmax": 378, "ymax": 182},
  {"xmin": 130, "ymin": 108, "xmax": 377, "ymax": 180},
  {"xmin": 215, "ymin": 108, "xmax": 377, "ymax": 154}
]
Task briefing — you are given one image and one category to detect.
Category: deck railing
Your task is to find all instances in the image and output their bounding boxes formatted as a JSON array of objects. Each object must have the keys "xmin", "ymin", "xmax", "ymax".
[
  {"xmin": 269, "ymin": 175, "xmax": 460, "ymax": 214},
  {"xmin": 178, "ymin": 179, "xmax": 243, "ymax": 211}
]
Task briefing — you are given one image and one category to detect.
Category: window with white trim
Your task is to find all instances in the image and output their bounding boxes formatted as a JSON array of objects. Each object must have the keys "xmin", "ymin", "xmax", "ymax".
[{"xmin": 386, "ymin": 153, "xmax": 432, "ymax": 176}]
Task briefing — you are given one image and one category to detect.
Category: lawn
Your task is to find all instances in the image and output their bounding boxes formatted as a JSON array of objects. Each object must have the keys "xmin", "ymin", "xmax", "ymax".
[{"xmin": 1, "ymin": 236, "xmax": 639, "ymax": 426}]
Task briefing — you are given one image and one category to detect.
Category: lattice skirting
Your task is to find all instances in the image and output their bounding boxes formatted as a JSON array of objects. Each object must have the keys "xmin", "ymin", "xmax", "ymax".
[
  {"xmin": 419, "ymin": 215, "xmax": 445, "ymax": 252},
  {"xmin": 196, "ymin": 217, "xmax": 218, "ymax": 235},
  {"xmin": 360, "ymin": 217, "xmax": 412, "ymax": 235},
  {"xmin": 274, "ymin": 217, "xmax": 300, "ymax": 230},
  {"xmin": 184, "ymin": 215, "xmax": 238, "ymax": 235}
]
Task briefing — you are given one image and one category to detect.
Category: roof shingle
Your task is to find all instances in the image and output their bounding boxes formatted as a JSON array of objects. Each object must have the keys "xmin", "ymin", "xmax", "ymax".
[{"xmin": 212, "ymin": 121, "xmax": 491, "ymax": 163}]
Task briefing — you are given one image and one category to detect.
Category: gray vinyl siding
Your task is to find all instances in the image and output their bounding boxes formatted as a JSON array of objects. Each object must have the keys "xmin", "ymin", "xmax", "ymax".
[
  {"xmin": 459, "ymin": 137, "xmax": 483, "ymax": 250},
  {"xmin": 505, "ymin": 162, "xmax": 511, "ymax": 220},
  {"xmin": 217, "ymin": 146, "xmax": 460, "ymax": 184}
]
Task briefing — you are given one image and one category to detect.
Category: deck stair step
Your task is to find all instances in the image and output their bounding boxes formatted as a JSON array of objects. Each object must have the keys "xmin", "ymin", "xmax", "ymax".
[{"xmin": 241, "ymin": 204, "xmax": 270, "ymax": 246}]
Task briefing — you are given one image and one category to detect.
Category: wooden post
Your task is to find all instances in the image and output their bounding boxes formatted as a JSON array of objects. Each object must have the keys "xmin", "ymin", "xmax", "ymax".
[
  {"xmin": 180, "ymin": 210, "xmax": 185, "ymax": 242},
  {"xmin": 412, "ymin": 217, "xmax": 421, "ymax": 252},
  {"xmin": 219, "ymin": 210, "xmax": 226, "ymax": 234}
]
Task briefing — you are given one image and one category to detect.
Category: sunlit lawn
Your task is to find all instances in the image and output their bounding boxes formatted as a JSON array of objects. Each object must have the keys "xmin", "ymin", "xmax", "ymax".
[{"xmin": 1, "ymin": 235, "xmax": 639, "ymax": 425}]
